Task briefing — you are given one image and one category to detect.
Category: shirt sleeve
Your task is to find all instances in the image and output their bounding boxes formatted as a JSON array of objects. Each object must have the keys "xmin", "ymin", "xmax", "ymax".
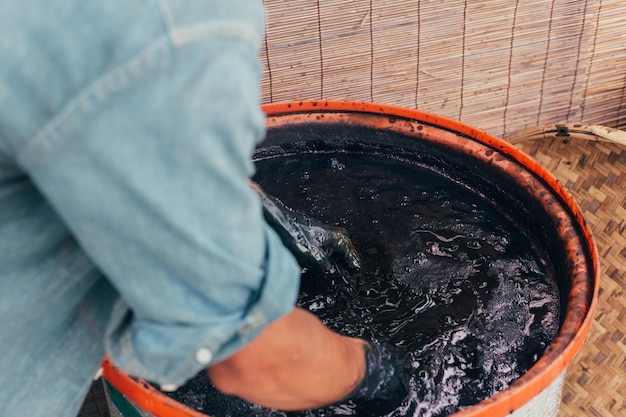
[{"xmin": 16, "ymin": 0, "xmax": 301, "ymax": 386}]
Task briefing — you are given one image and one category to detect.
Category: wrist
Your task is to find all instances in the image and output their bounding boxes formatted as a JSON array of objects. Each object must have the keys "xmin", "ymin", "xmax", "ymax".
[
  {"xmin": 335, "ymin": 336, "xmax": 369, "ymax": 400},
  {"xmin": 336, "ymin": 340, "xmax": 409, "ymax": 412}
]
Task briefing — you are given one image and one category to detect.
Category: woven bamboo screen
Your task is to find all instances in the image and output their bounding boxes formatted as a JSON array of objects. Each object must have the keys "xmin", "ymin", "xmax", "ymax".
[{"xmin": 260, "ymin": 0, "xmax": 626, "ymax": 139}]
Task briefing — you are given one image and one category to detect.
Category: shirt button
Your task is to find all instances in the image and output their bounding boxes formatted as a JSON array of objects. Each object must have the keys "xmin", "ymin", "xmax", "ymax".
[
  {"xmin": 160, "ymin": 383, "xmax": 179, "ymax": 392},
  {"xmin": 195, "ymin": 347, "xmax": 213, "ymax": 365},
  {"xmin": 92, "ymin": 367, "xmax": 103, "ymax": 381}
]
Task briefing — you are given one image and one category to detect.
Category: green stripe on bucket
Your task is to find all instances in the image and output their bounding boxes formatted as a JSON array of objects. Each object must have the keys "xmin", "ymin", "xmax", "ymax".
[{"xmin": 104, "ymin": 380, "xmax": 144, "ymax": 417}]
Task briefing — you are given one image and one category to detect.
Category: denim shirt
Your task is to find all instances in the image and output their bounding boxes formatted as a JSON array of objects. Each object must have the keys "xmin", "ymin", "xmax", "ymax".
[{"xmin": 0, "ymin": 1, "xmax": 300, "ymax": 416}]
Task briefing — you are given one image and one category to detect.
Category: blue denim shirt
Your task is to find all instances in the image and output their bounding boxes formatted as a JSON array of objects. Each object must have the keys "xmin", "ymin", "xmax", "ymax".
[{"xmin": 0, "ymin": 1, "xmax": 300, "ymax": 416}]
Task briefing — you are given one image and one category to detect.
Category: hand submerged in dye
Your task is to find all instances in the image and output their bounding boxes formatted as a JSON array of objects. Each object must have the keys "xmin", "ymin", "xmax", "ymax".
[
  {"xmin": 332, "ymin": 340, "xmax": 410, "ymax": 416},
  {"xmin": 205, "ymin": 308, "xmax": 402, "ymax": 416},
  {"xmin": 250, "ymin": 181, "xmax": 361, "ymax": 273}
]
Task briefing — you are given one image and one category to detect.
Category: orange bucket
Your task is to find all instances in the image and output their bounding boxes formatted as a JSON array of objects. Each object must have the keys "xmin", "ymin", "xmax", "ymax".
[{"xmin": 102, "ymin": 101, "xmax": 599, "ymax": 417}]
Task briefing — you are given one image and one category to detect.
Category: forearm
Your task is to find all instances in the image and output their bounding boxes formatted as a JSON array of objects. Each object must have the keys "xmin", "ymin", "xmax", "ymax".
[{"xmin": 207, "ymin": 307, "xmax": 366, "ymax": 411}]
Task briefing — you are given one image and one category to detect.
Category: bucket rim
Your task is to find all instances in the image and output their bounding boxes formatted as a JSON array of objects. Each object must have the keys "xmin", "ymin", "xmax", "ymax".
[
  {"xmin": 102, "ymin": 100, "xmax": 600, "ymax": 417},
  {"xmin": 263, "ymin": 100, "xmax": 600, "ymax": 416}
]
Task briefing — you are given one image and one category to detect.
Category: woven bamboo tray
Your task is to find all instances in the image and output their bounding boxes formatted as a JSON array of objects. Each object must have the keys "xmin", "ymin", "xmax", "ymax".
[{"xmin": 513, "ymin": 134, "xmax": 626, "ymax": 417}]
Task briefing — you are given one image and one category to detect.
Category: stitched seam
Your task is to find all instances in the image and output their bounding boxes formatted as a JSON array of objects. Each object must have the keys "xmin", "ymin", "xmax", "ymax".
[
  {"xmin": 158, "ymin": 0, "xmax": 260, "ymax": 47},
  {"xmin": 18, "ymin": 36, "xmax": 171, "ymax": 167},
  {"xmin": 171, "ymin": 22, "xmax": 260, "ymax": 47},
  {"xmin": 157, "ymin": 0, "xmax": 179, "ymax": 41}
]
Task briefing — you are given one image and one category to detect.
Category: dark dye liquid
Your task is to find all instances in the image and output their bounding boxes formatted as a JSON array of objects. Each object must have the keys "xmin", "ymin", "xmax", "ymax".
[{"xmin": 163, "ymin": 140, "xmax": 560, "ymax": 417}]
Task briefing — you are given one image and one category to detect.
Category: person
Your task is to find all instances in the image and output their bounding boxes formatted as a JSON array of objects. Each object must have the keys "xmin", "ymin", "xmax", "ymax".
[{"xmin": 0, "ymin": 1, "xmax": 406, "ymax": 416}]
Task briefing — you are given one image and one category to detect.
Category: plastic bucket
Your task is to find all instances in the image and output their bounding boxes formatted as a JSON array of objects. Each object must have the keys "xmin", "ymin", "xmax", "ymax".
[{"xmin": 101, "ymin": 101, "xmax": 599, "ymax": 417}]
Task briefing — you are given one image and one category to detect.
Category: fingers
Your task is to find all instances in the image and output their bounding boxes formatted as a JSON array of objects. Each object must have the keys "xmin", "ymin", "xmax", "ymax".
[
  {"xmin": 337, "ymin": 232, "xmax": 362, "ymax": 271},
  {"xmin": 255, "ymin": 182, "xmax": 361, "ymax": 274},
  {"xmin": 325, "ymin": 227, "xmax": 361, "ymax": 272},
  {"xmin": 337, "ymin": 341, "xmax": 410, "ymax": 415}
]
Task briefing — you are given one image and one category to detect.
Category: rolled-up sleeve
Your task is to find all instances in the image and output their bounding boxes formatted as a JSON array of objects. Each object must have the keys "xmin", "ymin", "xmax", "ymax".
[{"xmin": 16, "ymin": 0, "xmax": 300, "ymax": 385}]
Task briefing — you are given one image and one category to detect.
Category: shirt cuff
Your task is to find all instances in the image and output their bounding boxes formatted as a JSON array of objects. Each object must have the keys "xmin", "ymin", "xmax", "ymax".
[{"xmin": 104, "ymin": 224, "xmax": 300, "ymax": 386}]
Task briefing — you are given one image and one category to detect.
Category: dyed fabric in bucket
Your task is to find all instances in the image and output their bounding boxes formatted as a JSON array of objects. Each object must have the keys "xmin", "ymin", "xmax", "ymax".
[{"xmin": 161, "ymin": 133, "xmax": 561, "ymax": 417}]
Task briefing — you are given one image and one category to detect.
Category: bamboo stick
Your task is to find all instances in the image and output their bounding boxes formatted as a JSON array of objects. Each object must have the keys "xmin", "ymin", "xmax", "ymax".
[{"xmin": 506, "ymin": 123, "xmax": 626, "ymax": 146}]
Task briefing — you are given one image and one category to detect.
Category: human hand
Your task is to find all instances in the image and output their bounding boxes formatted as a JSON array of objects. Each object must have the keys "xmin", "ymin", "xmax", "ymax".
[
  {"xmin": 250, "ymin": 181, "xmax": 361, "ymax": 273},
  {"xmin": 335, "ymin": 340, "xmax": 410, "ymax": 416},
  {"xmin": 207, "ymin": 308, "xmax": 409, "ymax": 415},
  {"xmin": 207, "ymin": 308, "xmax": 367, "ymax": 411}
]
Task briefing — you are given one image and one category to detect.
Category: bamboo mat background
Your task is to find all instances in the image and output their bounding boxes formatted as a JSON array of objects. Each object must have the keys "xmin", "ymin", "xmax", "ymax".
[{"xmin": 260, "ymin": 0, "xmax": 626, "ymax": 137}]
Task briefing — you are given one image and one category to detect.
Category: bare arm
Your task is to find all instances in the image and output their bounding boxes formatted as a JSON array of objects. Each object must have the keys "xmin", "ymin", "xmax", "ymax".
[{"xmin": 207, "ymin": 307, "xmax": 366, "ymax": 411}]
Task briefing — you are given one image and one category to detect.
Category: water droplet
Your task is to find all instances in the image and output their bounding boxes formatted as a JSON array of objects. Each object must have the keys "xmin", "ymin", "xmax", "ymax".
[
  {"xmin": 308, "ymin": 301, "xmax": 325, "ymax": 312},
  {"xmin": 329, "ymin": 157, "xmax": 345, "ymax": 171},
  {"xmin": 467, "ymin": 240, "xmax": 482, "ymax": 250}
]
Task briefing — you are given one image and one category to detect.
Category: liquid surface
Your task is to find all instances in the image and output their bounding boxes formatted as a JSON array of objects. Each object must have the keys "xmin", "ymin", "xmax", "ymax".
[{"xmin": 164, "ymin": 142, "xmax": 560, "ymax": 417}]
